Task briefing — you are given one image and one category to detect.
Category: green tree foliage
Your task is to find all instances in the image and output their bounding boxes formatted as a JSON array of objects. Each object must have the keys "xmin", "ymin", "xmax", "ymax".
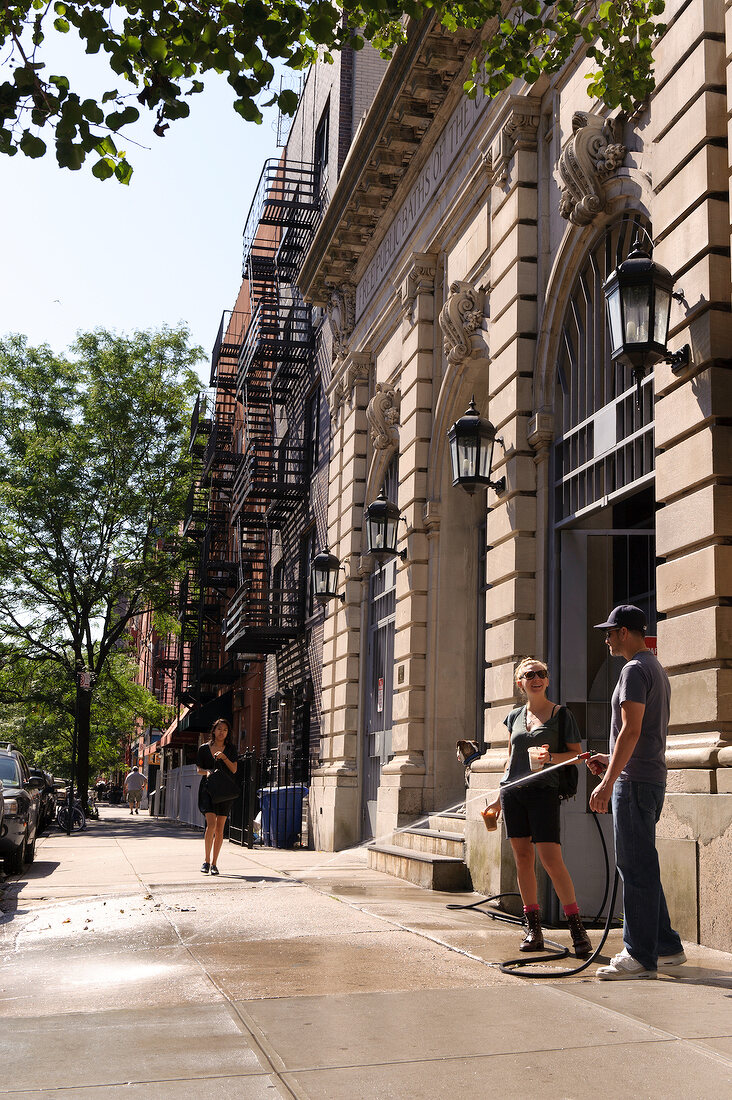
[
  {"xmin": 0, "ymin": 648, "xmax": 168, "ymax": 780},
  {"xmin": 0, "ymin": 0, "xmax": 665, "ymax": 181},
  {"xmin": 0, "ymin": 327, "xmax": 201, "ymax": 802}
]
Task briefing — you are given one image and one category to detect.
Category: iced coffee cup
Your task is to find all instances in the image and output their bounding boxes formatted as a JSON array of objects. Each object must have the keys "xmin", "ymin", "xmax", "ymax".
[
  {"xmin": 481, "ymin": 805, "xmax": 499, "ymax": 831},
  {"xmin": 528, "ymin": 744, "xmax": 549, "ymax": 771}
]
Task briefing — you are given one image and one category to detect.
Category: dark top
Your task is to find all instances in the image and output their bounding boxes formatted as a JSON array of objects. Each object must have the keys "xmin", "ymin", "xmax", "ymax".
[
  {"xmin": 196, "ymin": 742, "xmax": 237, "ymax": 780},
  {"xmin": 500, "ymin": 704, "xmax": 581, "ymax": 790},
  {"xmin": 611, "ymin": 649, "xmax": 670, "ymax": 785}
]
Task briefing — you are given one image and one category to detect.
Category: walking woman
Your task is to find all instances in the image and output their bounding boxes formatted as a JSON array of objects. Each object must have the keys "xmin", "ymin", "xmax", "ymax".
[
  {"xmin": 484, "ymin": 657, "xmax": 592, "ymax": 958},
  {"xmin": 196, "ymin": 718, "xmax": 238, "ymax": 875}
]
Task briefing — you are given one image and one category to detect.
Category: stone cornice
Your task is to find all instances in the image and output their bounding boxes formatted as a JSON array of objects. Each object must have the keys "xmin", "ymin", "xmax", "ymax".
[{"xmin": 298, "ymin": 15, "xmax": 479, "ymax": 305}]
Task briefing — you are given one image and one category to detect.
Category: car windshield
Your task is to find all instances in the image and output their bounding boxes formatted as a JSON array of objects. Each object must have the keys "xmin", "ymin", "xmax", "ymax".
[{"xmin": 0, "ymin": 758, "xmax": 21, "ymax": 786}]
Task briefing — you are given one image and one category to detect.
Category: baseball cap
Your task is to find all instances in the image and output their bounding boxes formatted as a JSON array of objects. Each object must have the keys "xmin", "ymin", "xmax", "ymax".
[{"xmin": 594, "ymin": 604, "xmax": 647, "ymax": 633}]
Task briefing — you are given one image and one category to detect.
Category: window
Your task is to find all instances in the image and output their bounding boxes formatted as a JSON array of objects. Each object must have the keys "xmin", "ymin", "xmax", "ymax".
[
  {"xmin": 305, "ymin": 387, "xmax": 320, "ymax": 478},
  {"xmin": 271, "ymin": 560, "xmax": 284, "ymax": 627},
  {"xmin": 300, "ymin": 525, "xmax": 318, "ymax": 620},
  {"xmin": 314, "ymin": 101, "xmax": 330, "ymax": 195}
]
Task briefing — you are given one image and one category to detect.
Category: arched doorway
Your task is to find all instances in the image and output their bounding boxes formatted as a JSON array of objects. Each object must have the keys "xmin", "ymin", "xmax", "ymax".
[
  {"xmin": 548, "ymin": 215, "xmax": 657, "ymax": 915},
  {"xmin": 362, "ymin": 456, "xmax": 398, "ymax": 839}
]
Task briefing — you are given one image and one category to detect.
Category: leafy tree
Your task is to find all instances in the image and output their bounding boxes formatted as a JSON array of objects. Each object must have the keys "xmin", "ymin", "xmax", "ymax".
[
  {"xmin": 0, "ymin": 647, "xmax": 169, "ymax": 780},
  {"xmin": 0, "ymin": 327, "xmax": 201, "ymax": 804},
  {"xmin": 0, "ymin": 0, "xmax": 665, "ymax": 181}
]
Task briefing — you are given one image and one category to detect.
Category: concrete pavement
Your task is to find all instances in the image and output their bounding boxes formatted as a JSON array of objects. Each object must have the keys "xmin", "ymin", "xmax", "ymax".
[{"xmin": 1, "ymin": 807, "xmax": 730, "ymax": 1097}]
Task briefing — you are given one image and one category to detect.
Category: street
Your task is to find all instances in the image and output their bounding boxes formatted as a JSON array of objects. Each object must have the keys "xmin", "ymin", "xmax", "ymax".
[{"xmin": 1, "ymin": 808, "xmax": 731, "ymax": 1098}]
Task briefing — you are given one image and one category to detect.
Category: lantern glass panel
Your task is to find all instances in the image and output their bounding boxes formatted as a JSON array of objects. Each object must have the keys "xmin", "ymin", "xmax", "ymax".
[
  {"xmin": 623, "ymin": 284, "xmax": 651, "ymax": 343},
  {"xmin": 606, "ymin": 285, "xmax": 623, "ymax": 354},
  {"xmin": 478, "ymin": 435, "xmax": 494, "ymax": 480},
  {"xmin": 368, "ymin": 519, "xmax": 384, "ymax": 552},
  {"xmin": 385, "ymin": 516, "xmax": 398, "ymax": 552},
  {"xmin": 653, "ymin": 286, "xmax": 671, "ymax": 346},
  {"xmin": 457, "ymin": 436, "xmax": 477, "ymax": 479}
]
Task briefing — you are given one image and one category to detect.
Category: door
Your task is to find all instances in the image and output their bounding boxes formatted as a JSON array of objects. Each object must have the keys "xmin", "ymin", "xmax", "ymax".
[
  {"xmin": 553, "ymin": 525, "xmax": 656, "ymax": 920},
  {"xmin": 363, "ymin": 556, "xmax": 396, "ymax": 839}
]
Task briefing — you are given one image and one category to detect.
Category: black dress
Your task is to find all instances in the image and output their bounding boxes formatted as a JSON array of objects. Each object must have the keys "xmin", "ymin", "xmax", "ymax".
[{"xmin": 197, "ymin": 743, "xmax": 237, "ymax": 817}]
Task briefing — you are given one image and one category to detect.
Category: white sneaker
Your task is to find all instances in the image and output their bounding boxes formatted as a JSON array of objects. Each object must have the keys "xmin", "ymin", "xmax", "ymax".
[
  {"xmin": 658, "ymin": 950, "xmax": 686, "ymax": 967},
  {"xmin": 597, "ymin": 949, "xmax": 657, "ymax": 980}
]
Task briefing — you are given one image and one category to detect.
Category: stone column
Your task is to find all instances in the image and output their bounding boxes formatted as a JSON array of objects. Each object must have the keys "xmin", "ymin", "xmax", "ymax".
[
  {"xmin": 311, "ymin": 347, "xmax": 371, "ymax": 850},
  {"xmin": 464, "ymin": 95, "xmax": 541, "ymax": 896},
  {"xmin": 375, "ymin": 253, "xmax": 437, "ymax": 837},
  {"xmin": 649, "ymin": 0, "xmax": 732, "ymax": 951}
]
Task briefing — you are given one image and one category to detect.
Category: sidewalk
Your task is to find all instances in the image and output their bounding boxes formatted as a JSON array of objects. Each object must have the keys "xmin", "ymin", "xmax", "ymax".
[{"xmin": 1, "ymin": 807, "xmax": 730, "ymax": 1097}]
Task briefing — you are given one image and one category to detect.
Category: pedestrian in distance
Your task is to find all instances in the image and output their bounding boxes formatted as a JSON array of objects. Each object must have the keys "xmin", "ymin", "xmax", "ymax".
[
  {"xmin": 588, "ymin": 605, "xmax": 686, "ymax": 980},
  {"xmin": 196, "ymin": 718, "xmax": 238, "ymax": 876},
  {"xmin": 484, "ymin": 656, "xmax": 593, "ymax": 959},
  {"xmin": 123, "ymin": 766, "xmax": 146, "ymax": 815}
]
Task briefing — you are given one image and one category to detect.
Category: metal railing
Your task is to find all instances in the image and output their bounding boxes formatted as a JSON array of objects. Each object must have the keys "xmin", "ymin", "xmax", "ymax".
[{"xmin": 228, "ymin": 750, "xmax": 317, "ymax": 849}]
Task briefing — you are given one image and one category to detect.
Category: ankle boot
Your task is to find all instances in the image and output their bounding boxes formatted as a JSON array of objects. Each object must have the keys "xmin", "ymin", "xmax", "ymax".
[
  {"xmin": 519, "ymin": 909, "xmax": 545, "ymax": 952},
  {"xmin": 568, "ymin": 912, "xmax": 592, "ymax": 959}
]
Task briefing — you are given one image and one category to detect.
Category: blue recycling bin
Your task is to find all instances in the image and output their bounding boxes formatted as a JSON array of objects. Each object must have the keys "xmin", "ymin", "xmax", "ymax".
[{"xmin": 258, "ymin": 785, "xmax": 308, "ymax": 848}]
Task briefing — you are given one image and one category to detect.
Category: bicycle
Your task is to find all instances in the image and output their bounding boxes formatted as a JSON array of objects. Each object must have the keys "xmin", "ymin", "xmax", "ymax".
[{"xmin": 56, "ymin": 799, "xmax": 86, "ymax": 831}]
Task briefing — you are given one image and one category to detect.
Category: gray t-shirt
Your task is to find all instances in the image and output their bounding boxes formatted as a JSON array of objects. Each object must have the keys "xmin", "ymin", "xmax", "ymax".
[
  {"xmin": 610, "ymin": 649, "xmax": 670, "ymax": 785},
  {"xmin": 125, "ymin": 770, "xmax": 145, "ymax": 792}
]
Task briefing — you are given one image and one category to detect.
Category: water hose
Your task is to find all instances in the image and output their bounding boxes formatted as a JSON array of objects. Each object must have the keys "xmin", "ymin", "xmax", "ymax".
[{"xmin": 448, "ymin": 753, "xmax": 621, "ymax": 978}]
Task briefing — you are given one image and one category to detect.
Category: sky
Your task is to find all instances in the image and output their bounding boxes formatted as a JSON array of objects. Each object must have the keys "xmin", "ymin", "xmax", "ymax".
[{"xmin": 0, "ymin": 38, "xmax": 283, "ymax": 384}]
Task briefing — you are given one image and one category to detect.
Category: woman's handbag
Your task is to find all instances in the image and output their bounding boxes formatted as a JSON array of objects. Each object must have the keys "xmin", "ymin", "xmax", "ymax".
[{"xmin": 206, "ymin": 765, "xmax": 239, "ymax": 805}]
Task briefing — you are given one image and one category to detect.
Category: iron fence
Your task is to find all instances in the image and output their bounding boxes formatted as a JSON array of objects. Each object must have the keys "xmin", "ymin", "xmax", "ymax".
[{"xmin": 227, "ymin": 749, "xmax": 318, "ymax": 849}]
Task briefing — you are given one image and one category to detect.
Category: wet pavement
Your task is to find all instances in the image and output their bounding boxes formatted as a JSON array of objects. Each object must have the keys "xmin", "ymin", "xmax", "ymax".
[{"xmin": 1, "ymin": 807, "xmax": 730, "ymax": 1097}]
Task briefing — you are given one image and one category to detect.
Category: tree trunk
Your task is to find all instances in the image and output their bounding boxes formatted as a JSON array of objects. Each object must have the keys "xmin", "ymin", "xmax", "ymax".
[{"xmin": 76, "ymin": 685, "xmax": 92, "ymax": 812}]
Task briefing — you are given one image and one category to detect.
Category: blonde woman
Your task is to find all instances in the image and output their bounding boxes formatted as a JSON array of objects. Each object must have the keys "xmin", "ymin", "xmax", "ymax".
[
  {"xmin": 484, "ymin": 657, "xmax": 592, "ymax": 958},
  {"xmin": 196, "ymin": 718, "xmax": 238, "ymax": 875}
]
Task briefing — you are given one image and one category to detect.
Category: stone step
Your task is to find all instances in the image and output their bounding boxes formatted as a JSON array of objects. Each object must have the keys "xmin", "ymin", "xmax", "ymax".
[
  {"xmin": 427, "ymin": 812, "xmax": 466, "ymax": 834},
  {"xmin": 393, "ymin": 827, "xmax": 465, "ymax": 858},
  {"xmin": 367, "ymin": 842, "xmax": 470, "ymax": 891}
]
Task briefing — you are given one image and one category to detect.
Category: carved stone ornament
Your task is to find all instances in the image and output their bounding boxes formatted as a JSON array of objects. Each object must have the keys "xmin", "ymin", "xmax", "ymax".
[
  {"xmin": 493, "ymin": 95, "xmax": 541, "ymax": 187},
  {"xmin": 400, "ymin": 256, "xmax": 437, "ymax": 323},
  {"xmin": 328, "ymin": 353, "xmax": 371, "ymax": 423},
  {"xmin": 327, "ymin": 284, "xmax": 356, "ymax": 361},
  {"xmin": 366, "ymin": 382, "xmax": 400, "ymax": 451},
  {"xmin": 558, "ymin": 112, "xmax": 627, "ymax": 226},
  {"xmin": 438, "ymin": 281, "xmax": 486, "ymax": 367}
]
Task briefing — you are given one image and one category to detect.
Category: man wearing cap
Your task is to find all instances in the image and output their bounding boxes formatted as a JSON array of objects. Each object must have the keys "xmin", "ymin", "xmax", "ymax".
[{"xmin": 587, "ymin": 604, "xmax": 685, "ymax": 980}]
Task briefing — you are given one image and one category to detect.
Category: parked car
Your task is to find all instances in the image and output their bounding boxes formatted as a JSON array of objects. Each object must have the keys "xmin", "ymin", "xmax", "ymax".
[
  {"xmin": 29, "ymin": 769, "xmax": 57, "ymax": 830},
  {"xmin": 0, "ymin": 744, "xmax": 42, "ymax": 874}
]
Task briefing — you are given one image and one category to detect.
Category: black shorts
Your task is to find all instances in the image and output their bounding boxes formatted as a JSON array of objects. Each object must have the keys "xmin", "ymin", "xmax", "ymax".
[
  {"xmin": 198, "ymin": 782, "xmax": 231, "ymax": 819},
  {"xmin": 500, "ymin": 784, "xmax": 561, "ymax": 844}
]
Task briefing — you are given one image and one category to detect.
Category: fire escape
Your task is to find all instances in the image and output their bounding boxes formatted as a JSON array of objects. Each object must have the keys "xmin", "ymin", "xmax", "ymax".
[
  {"xmin": 226, "ymin": 159, "xmax": 319, "ymax": 657},
  {"xmin": 177, "ymin": 317, "xmax": 245, "ymax": 712}
]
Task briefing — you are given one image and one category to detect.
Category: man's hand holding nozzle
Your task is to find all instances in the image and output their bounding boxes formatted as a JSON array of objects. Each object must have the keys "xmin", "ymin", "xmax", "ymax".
[{"xmin": 586, "ymin": 753, "xmax": 609, "ymax": 776}]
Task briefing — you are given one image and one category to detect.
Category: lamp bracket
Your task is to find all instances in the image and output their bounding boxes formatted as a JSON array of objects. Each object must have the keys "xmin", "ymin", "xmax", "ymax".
[
  {"xmin": 489, "ymin": 476, "xmax": 507, "ymax": 495},
  {"xmin": 671, "ymin": 288, "xmax": 685, "ymax": 303},
  {"xmin": 495, "ymin": 435, "xmax": 506, "ymax": 453},
  {"xmin": 666, "ymin": 344, "xmax": 691, "ymax": 374}
]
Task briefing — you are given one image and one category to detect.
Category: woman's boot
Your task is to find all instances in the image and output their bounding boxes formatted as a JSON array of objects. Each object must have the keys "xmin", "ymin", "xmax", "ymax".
[
  {"xmin": 568, "ymin": 912, "xmax": 593, "ymax": 959},
  {"xmin": 519, "ymin": 908, "xmax": 545, "ymax": 952}
]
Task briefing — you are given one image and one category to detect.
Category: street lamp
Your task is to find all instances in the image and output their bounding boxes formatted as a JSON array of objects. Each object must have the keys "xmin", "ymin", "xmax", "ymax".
[
  {"xmin": 603, "ymin": 236, "xmax": 690, "ymax": 407},
  {"xmin": 447, "ymin": 397, "xmax": 506, "ymax": 495},
  {"xmin": 311, "ymin": 547, "xmax": 345, "ymax": 603},
  {"xmin": 365, "ymin": 487, "xmax": 406, "ymax": 562}
]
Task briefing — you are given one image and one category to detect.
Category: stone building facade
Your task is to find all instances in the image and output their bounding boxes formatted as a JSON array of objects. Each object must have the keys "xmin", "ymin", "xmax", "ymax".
[{"xmin": 299, "ymin": 4, "xmax": 732, "ymax": 951}]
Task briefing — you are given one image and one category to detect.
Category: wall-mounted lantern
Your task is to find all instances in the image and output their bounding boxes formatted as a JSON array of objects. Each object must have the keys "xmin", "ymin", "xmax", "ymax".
[
  {"xmin": 447, "ymin": 397, "xmax": 506, "ymax": 495},
  {"xmin": 603, "ymin": 237, "xmax": 690, "ymax": 407},
  {"xmin": 311, "ymin": 547, "xmax": 345, "ymax": 604},
  {"xmin": 365, "ymin": 487, "xmax": 406, "ymax": 562}
]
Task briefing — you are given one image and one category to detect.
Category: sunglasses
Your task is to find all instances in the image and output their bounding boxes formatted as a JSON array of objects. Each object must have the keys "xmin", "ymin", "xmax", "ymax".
[{"xmin": 521, "ymin": 669, "xmax": 548, "ymax": 681}]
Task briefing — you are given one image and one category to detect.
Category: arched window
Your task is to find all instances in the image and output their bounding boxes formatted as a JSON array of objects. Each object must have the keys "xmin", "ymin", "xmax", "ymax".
[{"xmin": 553, "ymin": 216, "xmax": 655, "ymax": 524}]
